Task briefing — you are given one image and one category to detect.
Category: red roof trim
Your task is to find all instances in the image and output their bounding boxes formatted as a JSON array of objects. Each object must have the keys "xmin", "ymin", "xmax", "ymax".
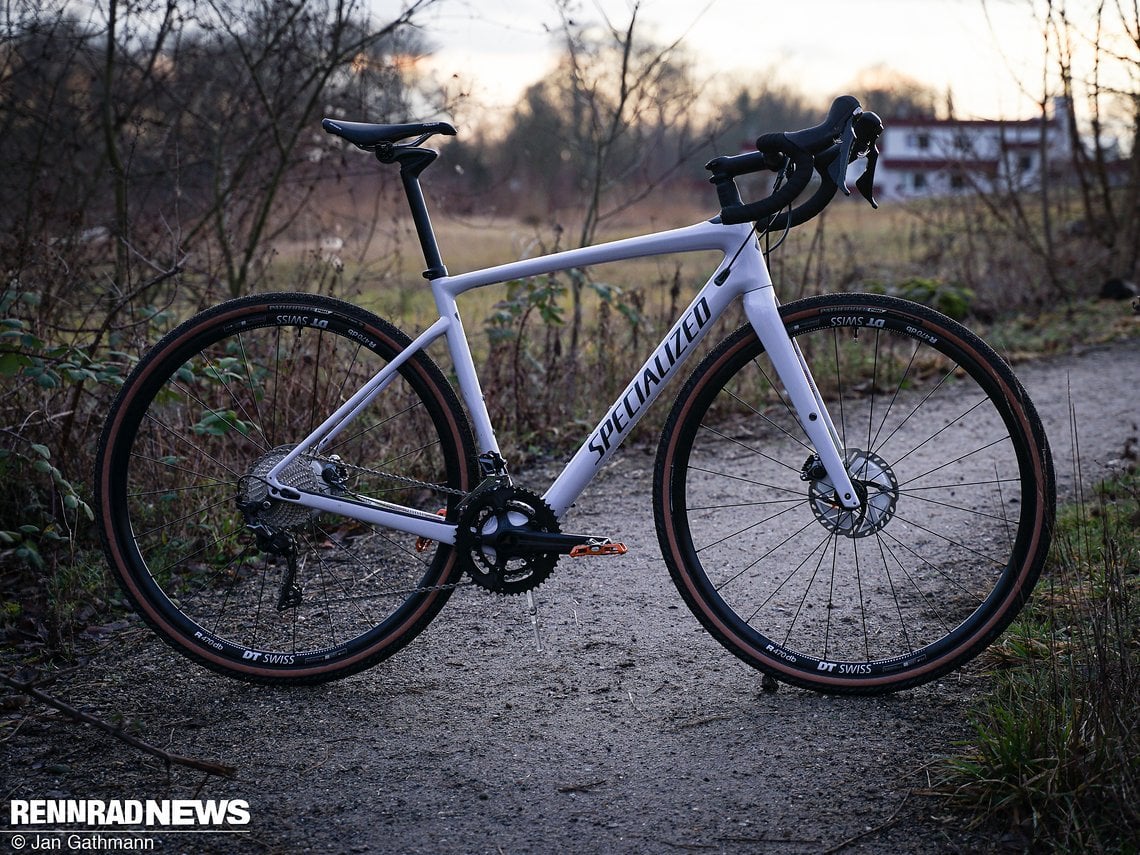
[
  {"xmin": 879, "ymin": 157, "xmax": 994, "ymax": 169},
  {"xmin": 885, "ymin": 116, "xmax": 1053, "ymax": 129}
]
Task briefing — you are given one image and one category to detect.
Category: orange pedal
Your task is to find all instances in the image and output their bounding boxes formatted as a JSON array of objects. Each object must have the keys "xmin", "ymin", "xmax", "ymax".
[
  {"xmin": 569, "ymin": 541, "xmax": 628, "ymax": 558},
  {"xmin": 414, "ymin": 508, "xmax": 448, "ymax": 553}
]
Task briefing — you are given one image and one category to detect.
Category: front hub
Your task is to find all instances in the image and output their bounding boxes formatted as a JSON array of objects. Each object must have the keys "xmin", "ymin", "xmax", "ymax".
[{"xmin": 807, "ymin": 448, "xmax": 899, "ymax": 538}]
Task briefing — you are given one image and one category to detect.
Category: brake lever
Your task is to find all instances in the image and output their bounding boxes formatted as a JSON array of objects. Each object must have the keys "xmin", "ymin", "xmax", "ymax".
[
  {"xmin": 826, "ymin": 118, "xmax": 858, "ymax": 196},
  {"xmin": 856, "ymin": 147, "xmax": 880, "ymax": 209},
  {"xmin": 852, "ymin": 110, "xmax": 884, "ymax": 209}
]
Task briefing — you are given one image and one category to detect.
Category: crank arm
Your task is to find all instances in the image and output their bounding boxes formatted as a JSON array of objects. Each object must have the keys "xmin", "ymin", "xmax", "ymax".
[{"xmin": 482, "ymin": 528, "xmax": 598, "ymax": 555}]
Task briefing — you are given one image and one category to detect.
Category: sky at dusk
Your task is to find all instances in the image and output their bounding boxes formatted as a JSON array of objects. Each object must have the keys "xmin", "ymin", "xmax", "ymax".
[{"xmin": 407, "ymin": 0, "xmax": 1054, "ymax": 123}]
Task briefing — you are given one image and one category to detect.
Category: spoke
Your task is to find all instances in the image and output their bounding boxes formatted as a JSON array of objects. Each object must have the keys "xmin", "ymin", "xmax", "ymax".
[
  {"xmin": 168, "ymin": 372, "xmax": 270, "ymax": 455},
  {"xmin": 994, "ymin": 461, "xmax": 1014, "ymax": 554},
  {"xmin": 832, "ymin": 327, "xmax": 848, "ymax": 452},
  {"xmin": 866, "ymin": 330, "xmax": 880, "ymax": 452},
  {"xmin": 721, "ymin": 387, "xmax": 812, "ymax": 453},
  {"xmin": 895, "ymin": 435, "xmax": 1012, "ymax": 489},
  {"xmin": 881, "ymin": 534, "xmax": 954, "ymax": 637},
  {"xmin": 900, "ymin": 489, "xmax": 1018, "ymax": 525},
  {"xmin": 687, "ymin": 497, "xmax": 803, "ymax": 512},
  {"xmin": 271, "ymin": 326, "xmax": 282, "ymax": 446},
  {"xmin": 696, "ymin": 423, "xmax": 804, "ymax": 475},
  {"xmin": 890, "ymin": 397, "xmax": 989, "ymax": 469},
  {"xmin": 868, "ymin": 340, "xmax": 921, "ymax": 452},
  {"xmin": 825, "ymin": 528, "xmax": 839, "ymax": 658},
  {"xmin": 195, "ymin": 346, "xmax": 271, "ymax": 452},
  {"xmin": 874, "ymin": 534, "xmax": 914, "ymax": 652},
  {"xmin": 853, "ymin": 537, "xmax": 870, "ymax": 660},
  {"xmin": 304, "ymin": 546, "xmax": 343, "ymax": 650},
  {"xmin": 876, "ymin": 528, "xmax": 979, "ymax": 602},
  {"xmin": 780, "ymin": 532, "xmax": 834, "ymax": 648},
  {"xmin": 210, "ymin": 547, "xmax": 263, "ymax": 640},
  {"xmin": 308, "ymin": 328, "xmax": 326, "ymax": 439},
  {"xmin": 328, "ymin": 399, "xmax": 426, "ymax": 454},
  {"xmin": 696, "ymin": 499, "xmax": 806, "ymax": 555},
  {"xmin": 332, "ymin": 340, "xmax": 365, "ymax": 409},
  {"xmin": 902, "ymin": 476, "xmax": 1021, "ymax": 492},
  {"xmin": 686, "ymin": 463, "xmax": 807, "ymax": 500},
  {"xmin": 236, "ymin": 333, "xmax": 270, "ymax": 449},
  {"xmin": 886, "ymin": 510, "xmax": 1008, "ymax": 571},
  {"xmin": 139, "ymin": 412, "xmax": 245, "ymax": 480},
  {"xmin": 143, "ymin": 529, "xmax": 251, "ymax": 585},
  {"xmin": 133, "ymin": 492, "xmax": 236, "ymax": 540},
  {"xmin": 127, "ymin": 458, "xmax": 232, "ymax": 497},
  {"xmin": 872, "ymin": 360, "xmax": 960, "ymax": 457},
  {"xmin": 741, "ymin": 526, "xmax": 833, "ymax": 623},
  {"xmin": 717, "ymin": 516, "xmax": 824, "ymax": 594},
  {"xmin": 749, "ymin": 354, "xmax": 802, "ymax": 440}
]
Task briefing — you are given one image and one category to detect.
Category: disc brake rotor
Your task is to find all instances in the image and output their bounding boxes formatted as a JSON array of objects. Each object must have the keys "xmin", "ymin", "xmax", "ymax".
[{"xmin": 808, "ymin": 448, "xmax": 899, "ymax": 538}]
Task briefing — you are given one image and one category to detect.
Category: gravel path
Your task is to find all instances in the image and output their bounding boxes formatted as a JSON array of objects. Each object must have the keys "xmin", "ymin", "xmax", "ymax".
[{"xmin": 4, "ymin": 334, "xmax": 1137, "ymax": 855}]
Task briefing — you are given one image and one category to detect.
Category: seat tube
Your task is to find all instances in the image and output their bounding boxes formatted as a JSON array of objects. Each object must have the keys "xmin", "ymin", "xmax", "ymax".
[
  {"xmin": 434, "ymin": 288, "xmax": 502, "ymax": 463},
  {"xmin": 742, "ymin": 287, "xmax": 860, "ymax": 509}
]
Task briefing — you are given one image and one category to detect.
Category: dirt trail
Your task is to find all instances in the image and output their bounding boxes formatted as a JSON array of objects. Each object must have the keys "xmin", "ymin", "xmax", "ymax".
[{"xmin": 4, "ymin": 335, "xmax": 1138, "ymax": 855}]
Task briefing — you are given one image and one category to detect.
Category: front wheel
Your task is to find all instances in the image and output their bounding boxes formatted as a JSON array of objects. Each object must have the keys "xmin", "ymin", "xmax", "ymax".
[
  {"xmin": 654, "ymin": 293, "xmax": 1054, "ymax": 694},
  {"xmin": 96, "ymin": 293, "xmax": 477, "ymax": 685}
]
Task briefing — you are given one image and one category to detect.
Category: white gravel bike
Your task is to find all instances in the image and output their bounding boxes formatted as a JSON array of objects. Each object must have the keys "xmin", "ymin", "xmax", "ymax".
[{"xmin": 96, "ymin": 97, "xmax": 1055, "ymax": 693}]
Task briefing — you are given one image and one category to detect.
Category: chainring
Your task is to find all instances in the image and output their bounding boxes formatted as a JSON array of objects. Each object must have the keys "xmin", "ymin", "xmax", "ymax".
[{"xmin": 456, "ymin": 485, "xmax": 560, "ymax": 595}]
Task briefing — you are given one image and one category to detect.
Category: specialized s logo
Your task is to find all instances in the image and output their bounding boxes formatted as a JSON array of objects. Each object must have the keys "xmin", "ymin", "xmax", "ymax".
[{"xmin": 587, "ymin": 296, "xmax": 711, "ymax": 462}]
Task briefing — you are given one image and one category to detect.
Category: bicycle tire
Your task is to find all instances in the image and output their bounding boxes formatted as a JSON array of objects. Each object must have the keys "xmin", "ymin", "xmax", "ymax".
[
  {"xmin": 654, "ymin": 292, "xmax": 1054, "ymax": 694},
  {"xmin": 96, "ymin": 293, "xmax": 477, "ymax": 685}
]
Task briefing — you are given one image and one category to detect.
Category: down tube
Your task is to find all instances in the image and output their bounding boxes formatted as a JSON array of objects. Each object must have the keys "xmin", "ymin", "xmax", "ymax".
[{"xmin": 543, "ymin": 277, "xmax": 738, "ymax": 518}]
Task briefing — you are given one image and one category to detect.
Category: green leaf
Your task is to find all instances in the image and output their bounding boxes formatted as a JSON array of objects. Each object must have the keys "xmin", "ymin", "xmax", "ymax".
[
  {"xmin": 193, "ymin": 410, "xmax": 253, "ymax": 437},
  {"xmin": 35, "ymin": 370, "xmax": 60, "ymax": 389},
  {"xmin": 0, "ymin": 352, "xmax": 31, "ymax": 375}
]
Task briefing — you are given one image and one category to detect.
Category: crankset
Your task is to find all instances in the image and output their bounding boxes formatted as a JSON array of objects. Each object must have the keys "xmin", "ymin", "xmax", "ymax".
[{"xmin": 454, "ymin": 481, "xmax": 610, "ymax": 594}]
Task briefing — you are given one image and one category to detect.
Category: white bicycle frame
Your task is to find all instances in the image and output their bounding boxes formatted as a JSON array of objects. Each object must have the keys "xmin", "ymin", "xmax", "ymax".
[{"xmin": 264, "ymin": 218, "xmax": 860, "ymax": 544}]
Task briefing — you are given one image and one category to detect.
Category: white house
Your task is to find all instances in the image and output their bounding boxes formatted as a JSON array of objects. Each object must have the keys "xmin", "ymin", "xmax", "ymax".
[{"xmin": 872, "ymin": 98, "xmax": 1073, "ymax": 199}]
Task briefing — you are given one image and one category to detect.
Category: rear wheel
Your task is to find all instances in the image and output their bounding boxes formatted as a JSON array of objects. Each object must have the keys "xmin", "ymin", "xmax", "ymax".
[
  {"xmin": 654, "ymin": 293, "xmax": 1054, "ymax": 694},
  {"xmin": 96, "ymin": 293, "xmax": 477, "ymax": 684}
]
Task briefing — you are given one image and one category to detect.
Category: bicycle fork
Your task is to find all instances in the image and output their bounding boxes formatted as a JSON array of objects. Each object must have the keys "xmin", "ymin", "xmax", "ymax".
[{"xmin": 742, "ymin": 286, "xmax": 861, "ymax": 511}]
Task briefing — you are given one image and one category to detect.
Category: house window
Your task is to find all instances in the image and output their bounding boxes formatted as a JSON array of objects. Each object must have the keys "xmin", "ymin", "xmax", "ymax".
[
  {"xmin": 950, "ymin": 173, "xmax": 966, "ymax": 190},
  {"xmin": 913, "ymin": 173, "xmax": 927, "ymax": 190},
  {"xmin": 1018, "ymin": 154, "xmax": 1034, "ymax": 172},
  {"xmin": 907, "ymin": 133, "xmax": 931, "ymax": 151}
]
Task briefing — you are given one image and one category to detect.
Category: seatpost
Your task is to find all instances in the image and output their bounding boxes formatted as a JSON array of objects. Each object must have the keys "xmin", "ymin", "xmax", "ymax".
[{"xmin": 388, "ymin": 147, "xmax": 448, "ymax": 280}]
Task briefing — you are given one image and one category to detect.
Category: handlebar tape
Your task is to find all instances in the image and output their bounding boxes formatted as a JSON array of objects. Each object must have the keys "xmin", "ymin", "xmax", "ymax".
[{"xmin": 708, "ymin": 95, "xmax": 862, "ymax": 226}]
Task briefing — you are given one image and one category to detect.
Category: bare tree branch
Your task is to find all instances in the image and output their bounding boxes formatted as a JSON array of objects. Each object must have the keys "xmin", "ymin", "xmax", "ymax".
[{"xmin": 1, "ymin": 670, "xmax": 237, "ymax": 778}]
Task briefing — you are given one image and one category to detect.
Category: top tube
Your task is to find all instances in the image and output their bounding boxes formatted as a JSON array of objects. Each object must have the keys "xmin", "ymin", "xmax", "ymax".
[{"xmin": 438, "ymin": 219, "xmax": 758, "ymax": 298}]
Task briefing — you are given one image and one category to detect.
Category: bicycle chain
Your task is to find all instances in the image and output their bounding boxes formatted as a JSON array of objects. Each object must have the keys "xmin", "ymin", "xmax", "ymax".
[{"xmin": 331, "ymin": 457, "xmax": 469, "ymax": 498}]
